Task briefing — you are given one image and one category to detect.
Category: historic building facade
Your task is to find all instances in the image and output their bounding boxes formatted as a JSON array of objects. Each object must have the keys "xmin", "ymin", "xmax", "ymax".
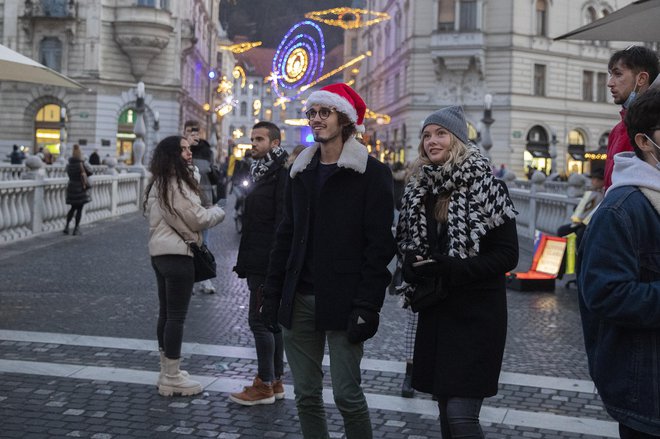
[
  {"xmin": 0, "ymin": 0, "xmax": 231, "ymax": 164},
  {"xmin": 346, "ymin": 0, "xmax": 637, "ymax": 177}
]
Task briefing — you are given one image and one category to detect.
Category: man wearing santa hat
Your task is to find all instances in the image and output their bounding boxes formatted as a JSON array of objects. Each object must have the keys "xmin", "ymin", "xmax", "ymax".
[{"xmin": 260, "ymin": 83, "xmax": 396, "ymax": 438}]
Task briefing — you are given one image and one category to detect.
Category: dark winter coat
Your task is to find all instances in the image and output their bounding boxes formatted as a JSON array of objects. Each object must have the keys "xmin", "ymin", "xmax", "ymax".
[
  {"xmin": 234, "ymin": 153, "xmax": 288, "ymax": 278},
  {"xmin": 65, "ymin": 157, "xmax": 92, "ymax": 206},
  {"xmin": 412, "ymin": 193, "xmax": 518, "ymax": 398},
  {"xmin": 264, "ymin": 138, "xmax": 396, "ymax": 330}
]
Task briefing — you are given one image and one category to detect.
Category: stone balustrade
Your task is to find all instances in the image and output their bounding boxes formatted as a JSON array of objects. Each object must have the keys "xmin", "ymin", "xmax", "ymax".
[{"xmin": 0, "ymin": 164, "xmax": 147, "ymax": 243}]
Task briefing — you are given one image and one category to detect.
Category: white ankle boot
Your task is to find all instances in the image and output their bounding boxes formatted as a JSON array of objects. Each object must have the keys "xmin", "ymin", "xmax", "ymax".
[
  {"xmin": 159, "ymin": 351, "xmax": 189, "ymax": 382},
  {"xmin": 157, "ymin": 357, "xmax": 202, "ymax": 397}
]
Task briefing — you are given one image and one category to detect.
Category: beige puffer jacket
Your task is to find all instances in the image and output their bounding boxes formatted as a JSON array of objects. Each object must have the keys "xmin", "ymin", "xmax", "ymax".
[{"xmin": 146, "ymin": 178, "xmax": 225, "ymax": 257}]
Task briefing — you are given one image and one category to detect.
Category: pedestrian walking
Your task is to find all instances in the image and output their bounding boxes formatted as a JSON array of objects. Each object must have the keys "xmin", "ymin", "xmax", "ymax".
[
  {"xmin": 396, "ymin": 106, "xmax": 518, "ymax": 438},
  {"xmin": 143, "ymin": 135, "xmax": 225, "ymax": 397},
  {"xmin": 260, "ymin": 83, "xmax": 395, "ymax": 439},
  {"xmin": 578, "ymin": 89, "xmax": 660, "ymax": 439},
  {"xmin": 63, "ymin": 144, "xmax": 93, "ymax": 236},
  {"xmin": 230, "ymin": 121, "xmax": 288, "ymax": 406},
  {"xmin": 603, "ymin": 45, "xmax": 658, "ymax": 189}
]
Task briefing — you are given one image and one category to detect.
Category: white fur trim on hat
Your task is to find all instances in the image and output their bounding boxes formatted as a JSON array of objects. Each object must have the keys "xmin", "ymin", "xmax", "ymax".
[
  {"xmin": 356, "ymin": 124, "xmax": 365, "ymax": 133},
  {"xmin": 305, "ymin": 90, "xmax": 358, "ymax": 124}
]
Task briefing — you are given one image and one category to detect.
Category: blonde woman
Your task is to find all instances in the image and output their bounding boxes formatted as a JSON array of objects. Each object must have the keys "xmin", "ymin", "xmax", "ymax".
[{"xmin": 396, "ymin": 106, "xmax": 518, "ymax": 438}]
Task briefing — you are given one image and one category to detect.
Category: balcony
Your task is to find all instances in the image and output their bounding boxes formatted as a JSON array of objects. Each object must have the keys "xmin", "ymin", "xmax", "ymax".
[
  {"xmin": 113, "ymin": 5, "xmax": 173, "ymax": 80},
  {"xmin": 430, "ymin": 31, "xmax": 485, "ymax": 76},
  {"xmin": 23, "ymin": 0, "xmax": 76, "ymax": 19}
]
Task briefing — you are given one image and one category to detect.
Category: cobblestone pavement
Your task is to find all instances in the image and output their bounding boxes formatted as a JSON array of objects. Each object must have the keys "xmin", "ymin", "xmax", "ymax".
[{"xmin": 0, "ymin": 200, "xmax": 617, "ymax": 438}]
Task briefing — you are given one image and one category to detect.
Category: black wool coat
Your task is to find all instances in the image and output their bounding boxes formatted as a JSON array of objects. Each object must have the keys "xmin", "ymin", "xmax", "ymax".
[
  {"xmin": 264, "ymin": 138, "xmax": 396, "ymax": 330},
  {"xmin": 412, "ymin": 206, "xmax": 518, "ymax": 398},
  {"xmin": 65, "ymin": 157, "xmax": 92, "ymax": 206},
  {"xmin": 234, "ymin": 155, "xmax": 288, "ymax": 277}
]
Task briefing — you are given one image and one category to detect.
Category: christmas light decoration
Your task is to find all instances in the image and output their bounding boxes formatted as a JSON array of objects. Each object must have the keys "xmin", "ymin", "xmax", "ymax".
[
  {"xmin": 284, "ymin": 118, "xmax": 309, "ymax": 126},
  {"xmin": 299, "ymin": 51, "xmax": 371, "ymax": 92},
  {"xmin": 219, "ymin": 41, "xmax": 263, "ymax": 54},
  {"xmin": 233, "ymin": 66, "xmax": 246, "ymax": 88},
  {"xmin": 271, "ymin": 20, "xmax": 326, "ymax": 102},
  {"xmin": 305, "ymin": 7, "xmax": 390, "ymax": 30},
  {"xmin": 364, "ymin": 109, "xmax": 391, "ymax": 124},
  {"xmin": 253, "ymin": 99, "xmax": 262, "ymax": 116}
]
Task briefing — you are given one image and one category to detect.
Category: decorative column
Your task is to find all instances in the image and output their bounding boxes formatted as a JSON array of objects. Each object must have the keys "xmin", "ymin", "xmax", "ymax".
[
  {"xmin": 58, "ymin": 107, "xmax": 68, "ymax": 163},
  {"xmin": 209, "ymin": 112, "xmax": 218, "ymax": 151},
  {"xmin": 480, "ymin": 93, "xmax": 494, "ymax": 160},
  {"xmin": 132, "ymin": 81, "xmax": 146, "ymax": 167}
]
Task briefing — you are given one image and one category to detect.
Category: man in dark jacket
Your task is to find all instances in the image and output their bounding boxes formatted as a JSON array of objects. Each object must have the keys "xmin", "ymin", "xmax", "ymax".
[
  {"xmin": 230, "ymin": 121, "xmax": 288, "ymax": 406},
  {"xmin": 262, "ymin": 83, "xmax": 395, "ymax": 439}
]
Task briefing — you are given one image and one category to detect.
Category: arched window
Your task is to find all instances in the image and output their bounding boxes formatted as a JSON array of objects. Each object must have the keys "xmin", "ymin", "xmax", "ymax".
[
  {"xmin": 536, "ymin": 0, "xmax": 547, "ymax": 37},
  {"xmin": 35, "ymin": 103, "xmax": 63, "ymax": 155},
  {"xmin": 599, "ymin": 132, "xmax": 609, "ymax": 148},
  {"xmin": 525, "ymin": 125, "xmax": 551, "ymax": 174},
  {"xmin": 394, "ymin": 10, "xmax": 402, "ymax": 45},
  {"xmin": 117, "ymin": 108, "xmax": 137, "ymax": 165},
  {"xmin": 240, "ymin": 101, "xmax": 247, "ymax": 116},
  {"xmin": 585, "ymin": 6, "xmax": 597, "ymax": 24},
  {"xmin": 39, "ymin": 37, "xmax": 62, "ymax": 72},
  {"xmin": 438, "ymin": 0, "xmax": 455, "ymax": 31}
]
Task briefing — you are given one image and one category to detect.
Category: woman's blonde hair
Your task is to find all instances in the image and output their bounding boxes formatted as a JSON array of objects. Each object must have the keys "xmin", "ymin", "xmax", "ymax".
[{"xmin": 410, "ymin": 131, "xmax": 472, "ymax": 223}]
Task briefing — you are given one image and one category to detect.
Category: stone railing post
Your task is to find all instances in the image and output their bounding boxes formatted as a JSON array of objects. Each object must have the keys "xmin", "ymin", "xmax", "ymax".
[
  {"xmin": 21, "ymin": 157, "xmax": 46, "ymax": 235},
  {"xmin": 528, "ymin": 171, "xmax": 546, "ymax": 238},
  {"xmin": 566, "ymin": 173, "xmax": 587, "ymax": 218}
]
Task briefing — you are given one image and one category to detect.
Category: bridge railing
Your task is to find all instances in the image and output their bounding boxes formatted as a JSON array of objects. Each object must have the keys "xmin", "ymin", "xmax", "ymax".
[{"xmin": 0, "ymin": 158, "xmax": 148, "ymax": 244}]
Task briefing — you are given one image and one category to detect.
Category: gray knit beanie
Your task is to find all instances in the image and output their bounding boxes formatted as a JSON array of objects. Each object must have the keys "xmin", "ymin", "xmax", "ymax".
[{"xmin": 421, "ymin": 106, "xmax": 469, "ymax": 144}]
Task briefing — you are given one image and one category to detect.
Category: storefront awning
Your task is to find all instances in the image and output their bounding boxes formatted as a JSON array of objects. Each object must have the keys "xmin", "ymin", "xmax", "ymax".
[
  {"xmin": 568, "ymin": 144, "xmax": 585, "ymax": 161},
  {"xmin": 526, "ymin": 143, "xmax": 550, "ymax": 158}
]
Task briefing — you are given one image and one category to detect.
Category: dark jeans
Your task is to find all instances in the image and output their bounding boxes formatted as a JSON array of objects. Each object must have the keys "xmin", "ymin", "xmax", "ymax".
[
  {"xmin": 437, "ymin": 396, "xmax": 484, "ymax": 439},
  {"xmin": 620, "ymin": 424, "xmax": 660, "ymax": 439},
  {"xmin": 247, "ymin": 275, "xmax": 284, "ymax": 382},
  {"xmin": 151, "ymin": 255, "xmax": 195, "ymax": 359}
]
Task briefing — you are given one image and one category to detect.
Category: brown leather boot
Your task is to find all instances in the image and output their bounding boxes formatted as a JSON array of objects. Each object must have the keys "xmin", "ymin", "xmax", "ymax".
[
  {"xmin": 272, "ymin": 378, "xmax": 285, "ymax": 400},
  {"xmin": 229, "ymin": 376, "xmax": 275, "ymax": 406}
]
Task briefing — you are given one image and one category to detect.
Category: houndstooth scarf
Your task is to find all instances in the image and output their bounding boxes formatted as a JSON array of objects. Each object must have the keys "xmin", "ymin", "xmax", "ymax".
[
  {"xmin": 250, "ymin": 146, "xmax": 287, "ymax": 182},
  {"xmin": 396, "ymin": 148, "xmax": 516, "ymax": 274}
]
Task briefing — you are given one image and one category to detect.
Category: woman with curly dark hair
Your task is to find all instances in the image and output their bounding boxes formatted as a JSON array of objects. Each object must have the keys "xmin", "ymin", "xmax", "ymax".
[{"xmin": 143, "ymin": 135, "xmax": 225, "ymax": 397}]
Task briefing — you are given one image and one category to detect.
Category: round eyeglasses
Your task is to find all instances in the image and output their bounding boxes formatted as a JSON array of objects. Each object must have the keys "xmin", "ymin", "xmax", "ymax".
[{"xmin": 305, "ymin": 107, "xmax": 335, "ymax": 121}]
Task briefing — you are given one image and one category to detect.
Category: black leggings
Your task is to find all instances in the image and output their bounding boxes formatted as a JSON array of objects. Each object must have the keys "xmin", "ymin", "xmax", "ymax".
[
  {"xmin": 66, "ymin": 204, "xmax": 84, "ymax": 227},
  {"xmin": 619, "ymin": 424, "xmax": 660, "ymax": 439},
  {"xmin": 151, "ymin": 255, "xmax": 195, "ymax": 359}
]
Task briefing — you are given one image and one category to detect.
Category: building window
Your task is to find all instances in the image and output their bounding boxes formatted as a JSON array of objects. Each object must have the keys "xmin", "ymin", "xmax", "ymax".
[
  {"xmin": 41, "ymin": 0, "xmax": 69, "ymax": 17},
  {"xmin": 597, "ymin": 72, "xmax": 608, "ymax": 102},
  {"xmin": 350, "ymin": 37, "xmax": 357, "ymax": 56},
  {"xmin": 536, "ymin": 0, "xmax": 547, "ymax": 37},
  {"xmin": 533, "ymin": 64, "xmax": 546, "ymax": 96},
  {"xmin": 39, "ymin": 37, "xmax": 62, "ymax": 72},
  {"xmin": 583, "ymin": 71, "xmax": 594, "ymax": 101},
  {"xmin": 394, "ymin": 73, "xmax": 400, "ymax": 99},
  {"xmin": 240, "ymin": 101, "xmax": 247, "ymax": 116},
  {"xmin": 459, "ymin": 0, "xmax": 477, "ymax": 31},
  {"xmin": 437, "ymin": 0, "xmax": 455, "ymax": 31},
  {"xmin": 395, "ymin": 11, "xmax": 402, "ymax": 45}
]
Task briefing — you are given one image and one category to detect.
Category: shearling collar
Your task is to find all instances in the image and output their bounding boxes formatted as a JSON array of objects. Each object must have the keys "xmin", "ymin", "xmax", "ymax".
[{"xmin": 289, "ymin": 136, "xmax": 368, "ymax": 178}]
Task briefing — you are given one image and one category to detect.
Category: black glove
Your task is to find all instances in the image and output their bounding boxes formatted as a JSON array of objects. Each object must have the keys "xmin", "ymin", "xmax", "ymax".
[
  {"xmin": 402, "ymin": 252, "xmax": 432, "ymax": 284},
  {"xmin": 346, "ymin": 308, "xmax": 379, "ymax": 344},
  {"xmin": 260, "ymin": 295, "xmax": 281, "ymax": 333}
]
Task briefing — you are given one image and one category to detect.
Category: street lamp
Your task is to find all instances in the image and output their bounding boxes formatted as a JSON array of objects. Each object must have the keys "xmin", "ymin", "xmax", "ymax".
[
  {"xmin": 480, "ymin": 93, "xmax": 494, "ymax": 159},
  {"xmin": 132, "ymin": 81, "xmax": 146, "ymax": 167},
  {"xmin": 58, "ymin": 107, "xmax": 68, "ymax": 163}
]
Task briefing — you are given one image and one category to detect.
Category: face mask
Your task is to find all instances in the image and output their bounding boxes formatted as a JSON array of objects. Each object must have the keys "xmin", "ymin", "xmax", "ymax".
[
  {"xmin": 623, "ymin": 74, "xmax": 642, "ymax": 109},
  {"xmin": 643, "ymin": 134, "xmax": 660, "ymax": 170}
]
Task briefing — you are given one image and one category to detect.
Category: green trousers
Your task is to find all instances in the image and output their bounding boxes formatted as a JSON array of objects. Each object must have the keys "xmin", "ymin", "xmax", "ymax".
[{"xmin": 282, "ymin": 293, "xmax": 372, "ymax": 439}]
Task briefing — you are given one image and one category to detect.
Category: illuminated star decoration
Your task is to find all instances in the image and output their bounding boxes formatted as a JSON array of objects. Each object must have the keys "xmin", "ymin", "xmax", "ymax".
[
  {"xmin": 305, "ymin": 7, "xmax": 390, "ymax": 30},
  {"xmin": 219, "ymin": 41, "xmax": 263, "ymax": 54},
  {"xmin": 270, "ymin": 20, "xmax": 326, "ymax": 102}
]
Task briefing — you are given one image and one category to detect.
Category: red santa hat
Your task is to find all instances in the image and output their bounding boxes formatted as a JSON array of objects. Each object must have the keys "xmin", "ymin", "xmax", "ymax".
[{"xmin": 305, "ymin": 83, "xmax": 366, "ymax": 133}]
